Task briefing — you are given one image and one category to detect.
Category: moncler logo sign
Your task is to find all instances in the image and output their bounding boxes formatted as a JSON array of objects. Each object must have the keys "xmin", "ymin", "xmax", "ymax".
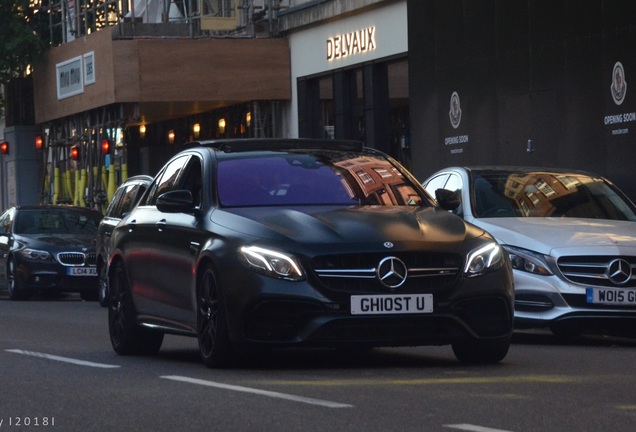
[
  {"xmin": 449, "ymin": 91, "xmax": 462, "ymax": 129},
  {"xmin": 611, "ymin": 62, "xmax": 627, "ymax": 106},
  {"xmin": 327, "ymin": 27, "xmax": 376, "ymax": 61}
]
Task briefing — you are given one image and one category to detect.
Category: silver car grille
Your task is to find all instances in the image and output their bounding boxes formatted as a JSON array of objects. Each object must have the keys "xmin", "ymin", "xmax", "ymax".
[
  {"xmin": 312, "ymin": 252, "xmax": 461, "ymax": 294},
  {"xmin": 57, "ymin": 252, "xmax": 97, "ymax": 267},
  {"xmin": 557, "ymin": 255, "xmax": 636, "ymax": 288}
]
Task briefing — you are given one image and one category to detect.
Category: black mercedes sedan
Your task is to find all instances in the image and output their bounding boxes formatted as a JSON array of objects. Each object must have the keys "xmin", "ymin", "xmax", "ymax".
[
  {"xmin": 107, "ymin": 139, "xmax": 514, "ymax": 367},
  {"xmin": 0, "ymin": 205, "xmax": 103, "ymax": 300}
]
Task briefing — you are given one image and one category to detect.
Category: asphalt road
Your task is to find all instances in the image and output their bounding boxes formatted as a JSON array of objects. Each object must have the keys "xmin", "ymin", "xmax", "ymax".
[{"xmin": 2, "ymin": 291, "xmax": 636, "ymax": 432}]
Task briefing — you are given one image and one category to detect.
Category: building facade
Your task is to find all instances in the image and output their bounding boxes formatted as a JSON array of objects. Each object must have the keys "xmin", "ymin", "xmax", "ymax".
[
  {"xmin": 279, "ymin": 0, "xmax": 411, "ymax": 168},
  {"xmin": 3, "ymin": 0, "xmax": 636, "ymax": 209},
  {"xmin": 407, "ymin": 0, "xmax": 636, "ymax": 201}
]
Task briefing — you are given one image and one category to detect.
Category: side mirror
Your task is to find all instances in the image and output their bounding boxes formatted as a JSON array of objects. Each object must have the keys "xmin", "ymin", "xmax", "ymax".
[
  {"xmin": 156, "ymin": 190, "xmax": 196, "ymax": 213},
  {"xmin": 435, "ymin": 188, "xmax": 461, "ymax": 211}
]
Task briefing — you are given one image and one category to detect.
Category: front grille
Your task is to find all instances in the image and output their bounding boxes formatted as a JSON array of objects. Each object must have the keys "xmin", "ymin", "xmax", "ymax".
[
  {"xmin": 57, "ymin": 252, "xmax": 96, "ymax": 267},
  {"xmin": 311, "ymin": 252, "xmax": 461, "ymax": 294},
  {"xmin": 557, "ymin": 255, "xmax": 636, "ymax": 288}
]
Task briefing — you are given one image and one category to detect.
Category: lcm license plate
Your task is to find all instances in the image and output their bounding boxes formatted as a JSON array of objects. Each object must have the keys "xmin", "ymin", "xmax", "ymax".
[
  {"xmin": 67, "ymin": 267, "xmax": 97, "ymax": 276},
  {"xmin": 350, "ymin": 294, "xmax": 433, "ymax": 315},
  {"xmin": 586, "ymin": 288, "xmax": 636, "ymax": 305}
]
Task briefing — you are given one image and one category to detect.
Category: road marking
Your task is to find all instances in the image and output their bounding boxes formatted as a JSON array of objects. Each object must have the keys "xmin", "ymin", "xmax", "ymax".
[
  {"xmin": 616, "ymin": 404, "xmax": 636, "ymax": 411},
  {"xmin": 256, "ymin": 375, "xmax": 580, "ymax": 387},
  {"xmin": 5, "ymin": 349, "xmax": 120, "ymax": 369},
  {"xmin": 444, "ymin": 424, "xmax": 515, "ymax": 432},
  {"xmin": 161, "ymin": 375, "xmax": 353, "ymax": 408}
]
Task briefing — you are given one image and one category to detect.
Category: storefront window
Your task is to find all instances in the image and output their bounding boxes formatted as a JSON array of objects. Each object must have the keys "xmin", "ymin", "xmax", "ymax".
[{"xmin": 299, "ymin": 57, "xmax": 409, "ymax": 168}]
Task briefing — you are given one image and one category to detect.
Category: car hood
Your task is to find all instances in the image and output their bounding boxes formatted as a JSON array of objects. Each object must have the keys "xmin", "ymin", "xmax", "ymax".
[
  {"xmin": 470, "ymin": 217, "xmax": 636, "ymax": 255},
  {"xmin": 213, "ymin": 206, "xmax": 485, "ymax": 246},
  {"xmin": 15, "ymin": 233, "xmax": 97, "ymax": 250}
]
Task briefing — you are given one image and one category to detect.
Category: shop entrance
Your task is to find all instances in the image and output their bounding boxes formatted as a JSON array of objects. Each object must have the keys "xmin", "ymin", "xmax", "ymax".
[{"xmin": 297, "ymin": 57, "xmax": 410, "ymax": 169}]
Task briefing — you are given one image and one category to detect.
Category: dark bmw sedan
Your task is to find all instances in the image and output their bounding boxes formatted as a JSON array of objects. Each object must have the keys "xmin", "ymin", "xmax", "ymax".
[
  {"xmin": 0, "ymin": 205, "xmax": 103, "ymax": 300},
  {"xmin": 108, "ymin": 139, "xmax": 514, "ymax": 367}
]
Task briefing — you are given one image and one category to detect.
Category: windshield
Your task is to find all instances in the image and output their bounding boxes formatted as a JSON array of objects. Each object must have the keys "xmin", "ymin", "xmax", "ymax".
[
  {"xmin": 14, "ymin": 209, "xmax": 102, "ymax": 235},
  {"xmin": 471, "ymin": 170, "xmax": 636, "ymax": 221},
  {"xmin": 217, "ymin": 151, "xmax": 425, "ymax": 207}
]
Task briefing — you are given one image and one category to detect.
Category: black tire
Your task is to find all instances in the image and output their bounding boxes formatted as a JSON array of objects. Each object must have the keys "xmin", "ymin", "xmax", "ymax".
[
  {"xmin": 108, "ymin": 261, "xmax": 163, "ymax": 355},
  {"xmin": 97, "ymin": 262, "xmax": 109, "ymax": 307},
  {"xmin": 6, "ymin": 258, "xmax": 31, "ymax": 300},
  {"xmin": 197, "ymin": 263, "xmax": 236, "ymax": 368},
  {"xmin": 451, "ymin": 335, "xmax": 511, "ymax": 364}
]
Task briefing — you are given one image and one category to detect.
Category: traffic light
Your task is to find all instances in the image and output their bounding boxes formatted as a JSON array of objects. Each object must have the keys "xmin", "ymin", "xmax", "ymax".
[
  {"xmin": 70, "ymin": 145, "xmax": 80, "ymax": 161},
  {"xmin": 35, "ymin": 136, "xmax": 43, "ymax": 150},
  {"xmin": 101, "ymin": 139, "xmax": 111, "ymax": 155},
  {"xmin": 0, "ymin": 141, "xmax": 8, "ymax": 155}
]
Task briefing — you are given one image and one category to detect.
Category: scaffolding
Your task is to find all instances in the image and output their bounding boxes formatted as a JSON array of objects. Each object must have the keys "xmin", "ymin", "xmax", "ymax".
[
  {"xmin": 35, "ymin": 0, "xmax": 290, "ymax": 208},
  {"xmin": 44, "ymin": 0, "xmax": 290, "ymax": 44},
  {"xmin": 40, "ymin": 106, "xmax": 126, "ymax": 210}
]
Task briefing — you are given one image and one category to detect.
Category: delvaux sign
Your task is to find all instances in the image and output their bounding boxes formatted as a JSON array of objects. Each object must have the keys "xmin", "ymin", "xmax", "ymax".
[{"xmin": 327, "ymin": 26, "xmax": 376, "ymax": 61}]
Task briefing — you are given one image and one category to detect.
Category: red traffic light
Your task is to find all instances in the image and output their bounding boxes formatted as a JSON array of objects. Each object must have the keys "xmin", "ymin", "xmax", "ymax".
[
  {"xmin": 0, "ymin": 141, "xmax": 8, "ymax": 155},
  {"xmin": 101, "ymin": 139, "xmax": 111, "ymax": 155},
  {"xmin": 35, "ymin": 136, "xmax": 43, "ymax": 150},
  {"xmin": 70, "ymin": 146, "xmax": 80, "ymax": 161}
]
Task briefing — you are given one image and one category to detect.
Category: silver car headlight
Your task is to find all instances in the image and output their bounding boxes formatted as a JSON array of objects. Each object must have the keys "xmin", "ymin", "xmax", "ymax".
[
  {"xmin": 239, "ymin": 245, "xmax": 305, "ymax": 281},
  {"xmin": 464, "ymin": 242, "xmax": 505, "ymax": 277},
  {"xmin": 19, "ymin": 248, "xmax": 52, "ymax": 261},
  {"xmin": 502, "ymin": 245, "xmax": 553, "ymax": 276}
]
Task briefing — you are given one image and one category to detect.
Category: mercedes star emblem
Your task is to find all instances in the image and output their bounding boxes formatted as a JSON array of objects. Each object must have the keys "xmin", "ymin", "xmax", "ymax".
[
  {"xmin": 607, "ymin": 258, "xmax": 633, "ymax": 285},
  {"xmin": 376, "ymin": 256, "xmax": 408, "ymax": 289}
]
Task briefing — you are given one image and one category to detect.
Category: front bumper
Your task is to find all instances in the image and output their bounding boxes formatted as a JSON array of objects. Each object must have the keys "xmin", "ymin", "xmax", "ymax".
[
  {"xmin": 17, "ymin": 260, "xmax": 98, "ymax": 293},
  {"xmin": 512, "ymin": 271, "xmax": 636, "ymax": 334},
  {"xmin": 223, "ymin": 266, "xmax": 514, "ymax": 349}
]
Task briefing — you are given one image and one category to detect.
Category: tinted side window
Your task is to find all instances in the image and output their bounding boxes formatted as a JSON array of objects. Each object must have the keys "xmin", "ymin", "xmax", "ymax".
[
  {"xmin": 119, "ymin": 183, "xmax": 148, "ymax": 216},
  {"xmin": 105, "ymin": 188, "xmax": 126, "ymax": 218},
  {"xmin": 178, "ymin": 156, "xmax": 203, "ymax": 208},
  {"xmin": 144, "ymin": 155, "xmax": 190, "ymax": 205},
  {"xmin": 0, "ymin": 211, "xmax": 11, "ymax": 234}
]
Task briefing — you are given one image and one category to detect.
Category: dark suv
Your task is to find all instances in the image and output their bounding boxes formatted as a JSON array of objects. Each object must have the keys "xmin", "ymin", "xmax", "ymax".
[{"xmin": 107, "ymin": 139, "xmax": 513, "ymax": 367}]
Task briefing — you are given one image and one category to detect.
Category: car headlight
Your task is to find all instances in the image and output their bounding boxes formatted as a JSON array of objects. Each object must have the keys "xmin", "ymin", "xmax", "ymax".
[
  {"xmin": 19, "ymin": 248, "xmax": 52, "ymax": 261},
  {"xmin": 464, "ymin": 242, "xmax": 505, "ymax": 277},
  {"xmin": 502, "ymin": 245, "xmax": 553, "ymax": 276},
  {"xmin": 239, "ymin": 246, "xmax": 305, "ymax": 281}
]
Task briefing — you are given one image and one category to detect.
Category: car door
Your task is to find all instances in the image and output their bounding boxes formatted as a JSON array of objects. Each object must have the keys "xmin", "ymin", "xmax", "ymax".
[{"xmin": 124, "ymin": 154, "xmax": 203, "ymax": 324}]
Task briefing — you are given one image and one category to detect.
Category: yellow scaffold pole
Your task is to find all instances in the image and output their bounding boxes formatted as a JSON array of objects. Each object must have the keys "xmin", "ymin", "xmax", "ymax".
[
  {"xmin": 79, "ymin": 168, "xmax": 87, "ymax": 207},
  {"xmin": 53, "ymin": 167, "xmax": 60, "ymax": 204},
  {"xmin": 107, "ymin": 163, "xmax": 116, "ymax": 203}
]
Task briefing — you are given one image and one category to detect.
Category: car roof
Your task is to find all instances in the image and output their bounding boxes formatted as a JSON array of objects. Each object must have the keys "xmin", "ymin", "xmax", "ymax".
[
  {"xmin": 184, "ymin": 138, "xmax": 365, "ymax": 153},
  {"xmin": 12, "ymin": 205, "xmax": 101, "ymax": 212},
  {"xmin": 120, "ymin": 174, "xmax": 153, "ymax": 184},
  {"xmin": 442, "ymin": 166, "xmax": 605, "ymax": 178}
]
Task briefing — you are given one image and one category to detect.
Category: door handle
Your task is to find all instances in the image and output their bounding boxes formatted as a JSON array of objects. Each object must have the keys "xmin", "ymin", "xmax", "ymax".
[{"xmin": 156, "ymin": 219, "xmax": 167, "ymax": 231}]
